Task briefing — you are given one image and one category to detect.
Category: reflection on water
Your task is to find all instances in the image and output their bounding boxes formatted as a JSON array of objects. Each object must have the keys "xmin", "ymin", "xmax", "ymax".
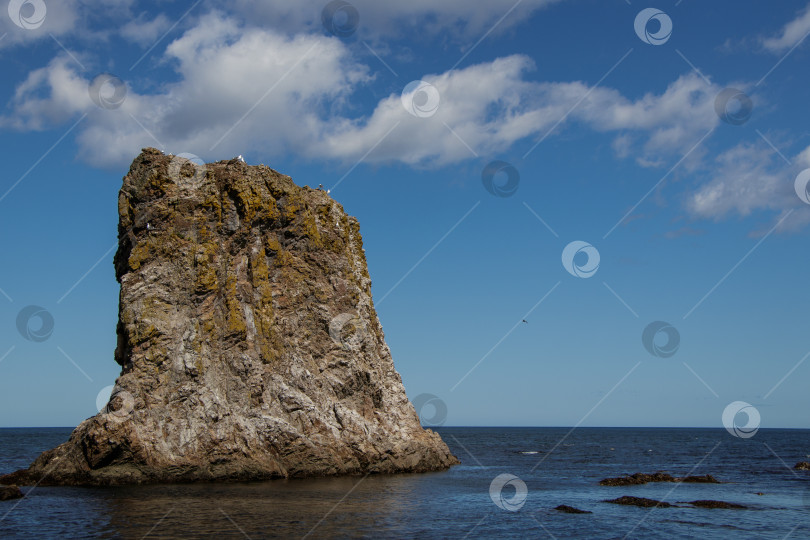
[{"xmin": 7, "ymin": 472, "xmax": 467, "ymax": 539}]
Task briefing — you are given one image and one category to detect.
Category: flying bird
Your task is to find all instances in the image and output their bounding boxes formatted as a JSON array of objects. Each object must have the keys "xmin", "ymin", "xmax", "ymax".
[{"xmin": 522, "ymin": 319, "xmax": 528, "ymax": 324}]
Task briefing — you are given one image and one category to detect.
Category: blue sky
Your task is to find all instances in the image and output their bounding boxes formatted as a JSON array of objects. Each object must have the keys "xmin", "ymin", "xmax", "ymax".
[{"xmin": 1, "ymin": 0, "xmax": 809, "ymax": 429}]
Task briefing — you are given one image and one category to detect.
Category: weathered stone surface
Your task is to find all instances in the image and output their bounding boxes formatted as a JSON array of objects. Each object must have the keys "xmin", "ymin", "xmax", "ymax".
[
  {"xmin": 1, "ymin": 149, "xmax": 458, "ymax": 486},
  {"xmin": 0, "ymin": 485, "xmax": 23, "ymax": 501}
]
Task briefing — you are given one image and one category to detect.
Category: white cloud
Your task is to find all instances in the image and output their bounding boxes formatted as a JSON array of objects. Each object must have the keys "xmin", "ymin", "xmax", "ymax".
[
  {"xmin": 0, "ymin": 13, "xmax": 726, "ymax": 172},
  {"xmin": 223, "ymin": 0, "xmax": 562, "ymax": 39},
  {"xmin": 687, "ymin": 141, "xmax": 810, "ymax": 232},
  {"xmin": 1, "ymin": 55, "xmax": 91, "ymax": 130},
  {"xmin": 0, "ymin": 0, "xmax": 137, "ymax": 49},
  {"xmin": 4, "ymin": 6, "xmax": 807, "ymax": 231},
  {"xmin": 6, "ymin": 14, "xmax": 370, "ymax": 168},
  {"xmin": 309, "ymin": 69, "xmax": 720, "ymax": 168},
  {"xmin": 0, "ymin": 0, "xmax": 79, "ymax": 48},
  {"xmin": 0, "ymin": 0, "xmax": 560, "ymax": 51},
  {"xmin": 762, "ymin": 4, "xmax": 810, "ymax": 53},
  {"xmin": 688, "ymin": 142, "xmax": 791, "ymax": 218},
  {"xmin": 566, "ymin": 73, "xmax": 720, "ymax": 164},
  {"xmin": 120, "ymin": 13, "xmax": 171, "ymax": 47}
]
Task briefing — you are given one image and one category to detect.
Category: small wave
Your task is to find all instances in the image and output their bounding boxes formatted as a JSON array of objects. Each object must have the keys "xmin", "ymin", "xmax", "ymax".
[
  {"xmin": 519, "ymin": 451, "xmax": 540, "ymax": 455},
  {"xmin": 660, "ymin": 519, "xmax": 747, "ymax": 531}
]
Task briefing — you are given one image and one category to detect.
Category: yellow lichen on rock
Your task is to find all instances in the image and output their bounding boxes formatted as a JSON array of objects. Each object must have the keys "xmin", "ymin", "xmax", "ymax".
[
  {"xmin": 127, "ymin": 240, "xmax": 150, "ymax": 271},
  {"xmin": 280, "ymin": 191, "xmax": 305, "ymax": 223},
  {"xmin": 224, "ymin": 274, "xmax": 247, "ymax": 336},
  {"xmin": 194, "ymin": 241, "xmax": 219, "ymax": 293},
  {"xmin": 299, "ymin": 212, "xmax": 323, "ymax": 248},
  {"xmin": 249, "ymin": 246, "xmax": 280, "ymax": 363}
]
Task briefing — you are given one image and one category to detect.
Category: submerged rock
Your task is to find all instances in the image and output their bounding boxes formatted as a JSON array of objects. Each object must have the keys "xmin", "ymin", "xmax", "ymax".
[
  {"xmin": 554, "ymin": 505, "xmax": 592, "ymax": 514},
  {"xmin": 687, "ymin": 500, "xmax": 747, "ymax": 509},
  {"xmin": 599, "ymin": 472, "xmax": 720, "ymax": 486},
  {"xmin": 0, "ymin": 149, "xmax": 458, "ymax": 486},
  {"xmin": 795, "ymin": 462, "xmax": 810, "ymax": 470},
  {"xmin": 0, "ymin": 485, "xmax": 23, "ymax": 501},
  {"xmin": 604, "ymin": 496, "xmax": 673, "ymax": 508}
]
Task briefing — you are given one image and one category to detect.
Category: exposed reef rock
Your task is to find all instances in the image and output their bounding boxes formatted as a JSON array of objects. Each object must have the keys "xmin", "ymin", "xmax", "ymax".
[
  {"xmin": 795, "ymin": 462, "xmax": 810, "ymax": 470},
  {"xmin": 554, "ymin": 505, "xmax": 592, "ymax": 514},
  {"xmin": 604, "ymin": 496, "xmax": 673, "ymax": 508},
  {"xmin": 603, "ymin": 496, "xmax": 747, "ymax": 510},
  {"xmin": 1, "ymin": 148, "xmax": 458, "ymax": 486},
  {"xmin": 686, "ymin": 500, "xmax": 746, "ymax": 509},
  {"xmin": 0, "ymin": 485, "xmax": 23, "ymax": 501},
  {"xmin": 599, "ymin": 472, "xmax": 720, "ymax": 486}
]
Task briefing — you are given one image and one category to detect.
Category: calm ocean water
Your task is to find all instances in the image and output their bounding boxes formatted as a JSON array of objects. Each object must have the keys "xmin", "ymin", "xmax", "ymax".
[{"xmin": 1, "ymin": 427, "xmax": 808, "ymax": 538}]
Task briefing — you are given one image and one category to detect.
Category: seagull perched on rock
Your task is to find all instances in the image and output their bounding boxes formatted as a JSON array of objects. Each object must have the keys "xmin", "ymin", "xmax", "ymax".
[{"xmin": 237, "ymin": 155, "xmax": 245, "ymax": 163}]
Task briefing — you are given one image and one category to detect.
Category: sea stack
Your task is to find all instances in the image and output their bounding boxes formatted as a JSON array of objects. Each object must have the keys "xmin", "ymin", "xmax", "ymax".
[{"xmin": 2, "ymin": 148, "xmax": 458, "ymax": 486}]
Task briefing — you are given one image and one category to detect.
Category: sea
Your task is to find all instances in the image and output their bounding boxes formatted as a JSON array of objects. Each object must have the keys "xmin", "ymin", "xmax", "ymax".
[{"xmin": 1, "ymin": 427, "xmax": 808, "ymax": 539}]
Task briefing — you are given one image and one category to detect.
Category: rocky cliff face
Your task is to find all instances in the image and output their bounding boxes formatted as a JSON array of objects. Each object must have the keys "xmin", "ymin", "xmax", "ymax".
[{"xmin": 2, "ymin": 148, "xmax": 457, "ymax": 485}]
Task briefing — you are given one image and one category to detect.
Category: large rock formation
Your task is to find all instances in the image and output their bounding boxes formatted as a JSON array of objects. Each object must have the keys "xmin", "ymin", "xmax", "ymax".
[{"xmin": 2, "ymin": 148, "xmax": 457, "ymax": 486}]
